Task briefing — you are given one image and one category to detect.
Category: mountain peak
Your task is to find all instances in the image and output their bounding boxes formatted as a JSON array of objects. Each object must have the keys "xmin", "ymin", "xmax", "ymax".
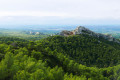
[
  {"xmin": 72, "ymin": 26, "xmax": 94, "ymax": 35},
  {"xmin": 59, "ymin": 26, "xmax": 120, "ymax": 43}
]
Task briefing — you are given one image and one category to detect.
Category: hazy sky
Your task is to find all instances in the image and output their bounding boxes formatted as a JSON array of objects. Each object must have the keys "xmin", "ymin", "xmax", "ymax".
[{"xmin": 0, "ymin": 0, "xmax": 120, "ymax": 25}]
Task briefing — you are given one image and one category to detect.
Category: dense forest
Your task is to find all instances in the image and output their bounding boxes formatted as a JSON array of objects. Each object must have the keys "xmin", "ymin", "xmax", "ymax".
[{"xmin": 1, "ymin": 34, "xmax": 120, "ymax": 80}]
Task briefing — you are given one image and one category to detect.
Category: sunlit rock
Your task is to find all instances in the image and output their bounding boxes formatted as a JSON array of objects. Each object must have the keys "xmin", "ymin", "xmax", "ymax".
[{"xmin": 59, "ymin": 26, "xmax": 120, "ymax": 43}]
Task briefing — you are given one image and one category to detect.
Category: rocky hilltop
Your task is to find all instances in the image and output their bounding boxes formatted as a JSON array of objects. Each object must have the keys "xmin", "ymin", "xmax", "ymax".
[{"xmin": 59, "ymin": 26, "xmax": 120, "ymax": 43}]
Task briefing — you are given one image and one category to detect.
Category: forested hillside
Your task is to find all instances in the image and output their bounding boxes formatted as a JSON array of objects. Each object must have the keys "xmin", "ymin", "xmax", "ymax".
[
  {"xmin": 39, "ymin": 35, "xmax": 120, "ymax": 67},
  {"xmin": 1, "ymin": 35, "xmax": 120, "ymax": 80}
]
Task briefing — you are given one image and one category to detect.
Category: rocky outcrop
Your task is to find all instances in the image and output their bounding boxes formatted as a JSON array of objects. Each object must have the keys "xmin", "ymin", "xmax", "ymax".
[
  {"xmin": 29, "ymin": 31, "xmax": 44, "ymax": 35},
  {"xmin": 59, "ymin": 26, "xmax": 120, "ymax": 43},
  {"xmin": 72, "ymin": 26, "xmax": 95, "ymax": 35},
  {"xmin": 59, "ymin": 30, "xmax": 74, "ymax": 36}
]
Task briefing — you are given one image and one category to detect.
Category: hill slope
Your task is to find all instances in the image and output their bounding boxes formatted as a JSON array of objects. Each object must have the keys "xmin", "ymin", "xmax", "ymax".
[
  {"xmin": 38, "ymin": 34, "xmax": 120, "ymax": 68},
  {"xmin": 1, "ymin": 28, "xmax": 120, "ymax": 79}
]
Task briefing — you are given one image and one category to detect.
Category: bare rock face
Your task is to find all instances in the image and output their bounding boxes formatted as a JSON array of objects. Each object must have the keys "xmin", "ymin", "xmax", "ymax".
[
  {"xmin": 35, "ymin": 32, "xmax": 40, "ymax": 35},
  {"xmin": 59, "ymin": 30, "xmax": 73, "ymax": 36},
  {"xmin": 59, "ymin": 26, "xmax": 120, "ymax": 43},
  {"xmin": 72, "ymin": 26, "xmax": 95, "ymax": 35}
]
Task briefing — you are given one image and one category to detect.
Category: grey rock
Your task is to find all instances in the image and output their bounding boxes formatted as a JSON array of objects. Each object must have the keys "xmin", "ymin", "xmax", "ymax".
[
  {"xmin": 59, "ymin": 30, "xmax": 74, "ymax": 36},
  {"xmin": 59, "ymin": 26, "xmax": 120, "ymax": 43}
]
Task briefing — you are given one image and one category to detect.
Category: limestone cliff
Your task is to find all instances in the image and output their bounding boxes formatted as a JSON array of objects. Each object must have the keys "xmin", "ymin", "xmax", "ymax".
[{"xmin": 59, "ymin": 26, "xmax": 120, "ymax": 43}]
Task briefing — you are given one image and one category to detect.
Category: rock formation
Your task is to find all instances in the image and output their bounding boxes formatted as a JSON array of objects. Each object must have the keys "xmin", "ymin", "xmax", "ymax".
[
  {"xmin": 59, "ymin": 26, "xmax": 120, "ymax": 43},
  {"xmin": 59, "ymin": 30, "xmax": 74, "ymax": 36}
]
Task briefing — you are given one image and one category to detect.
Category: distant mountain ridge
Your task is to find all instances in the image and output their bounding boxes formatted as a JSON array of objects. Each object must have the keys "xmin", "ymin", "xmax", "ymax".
[{"xmin": 59, "ymin": 26, "xmax": 120, "ymax": 43}]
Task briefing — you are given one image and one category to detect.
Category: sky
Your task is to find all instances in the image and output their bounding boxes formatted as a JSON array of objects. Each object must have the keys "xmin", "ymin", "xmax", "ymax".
[{"xmin": 0, "ymin": 0, "xmax": 120, "ymax": 25}]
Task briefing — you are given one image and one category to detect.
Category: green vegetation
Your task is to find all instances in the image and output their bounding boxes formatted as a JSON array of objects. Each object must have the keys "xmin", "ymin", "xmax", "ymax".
[
  {"xmin": 0, "ymin": 29, "xmax": 49, "ymax": 40},
  {"xmin": 1, "ymin": 34, "xmax": 120, "ymax": 80}
]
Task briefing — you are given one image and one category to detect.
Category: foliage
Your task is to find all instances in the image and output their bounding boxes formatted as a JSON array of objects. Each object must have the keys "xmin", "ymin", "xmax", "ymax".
[{"xmin": 0, "ymin": 34, "xmax": 120, "ymax": 80}]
